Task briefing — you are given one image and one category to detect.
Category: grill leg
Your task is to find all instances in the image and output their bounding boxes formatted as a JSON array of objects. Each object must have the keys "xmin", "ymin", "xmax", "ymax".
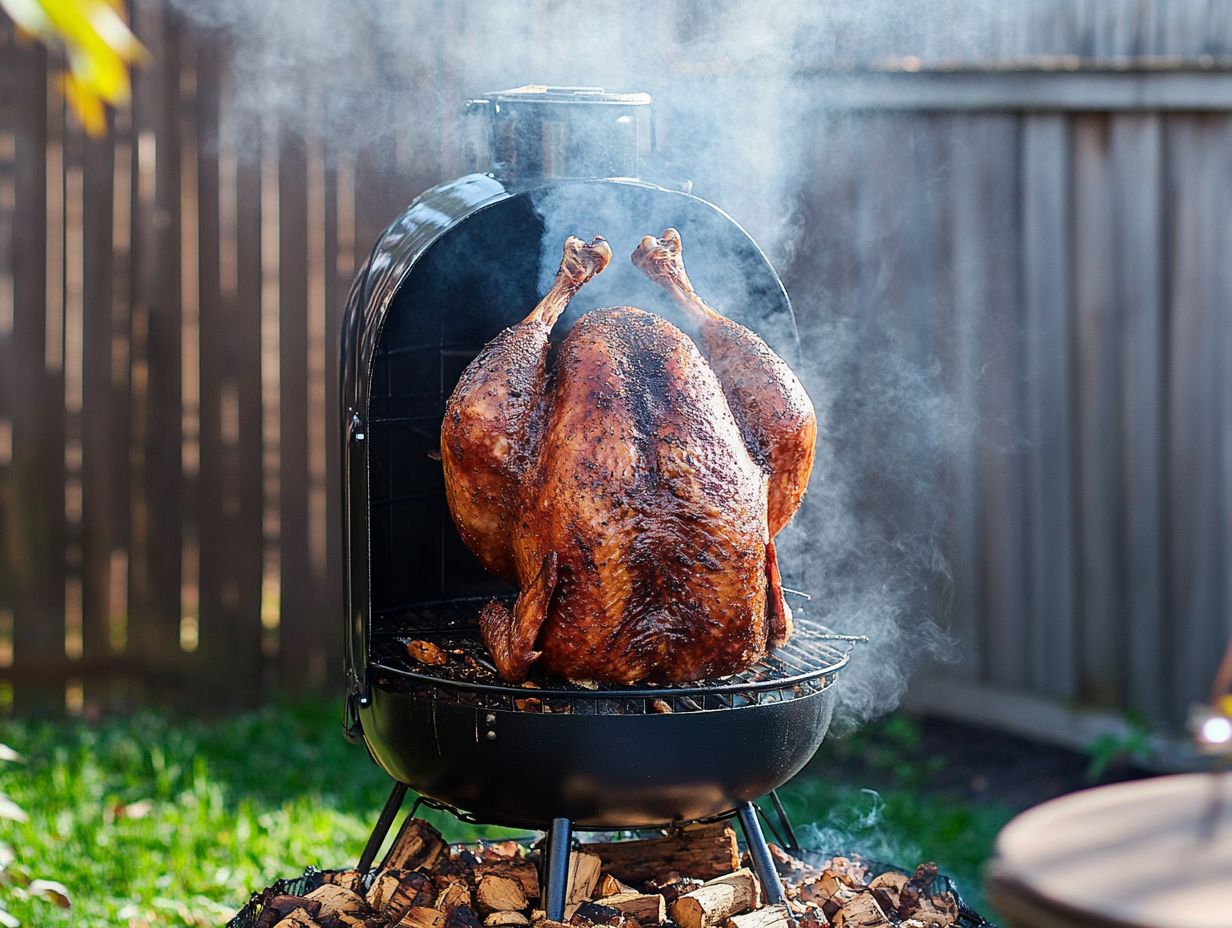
[
  {"xmin": 544, "ymin": 817, "xmax": 573, "ymax": 921},
  {"xmin": 358, "ymin": 781, "xmax": 409, "ymax": 874},
  {"xmin": 769, "ymin": 790, "xmax": 801, "ymax": 853},
  {"xmin": 737, "ymin": 801, "xmax": 785, "ymax": 906}
]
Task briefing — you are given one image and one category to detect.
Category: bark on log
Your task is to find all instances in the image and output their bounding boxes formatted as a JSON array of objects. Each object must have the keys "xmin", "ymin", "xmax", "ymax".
[
  {"xmin": 324, "ymin": 871, "xmax": 367, "ymax": 893},
  {"xmin": 476, "ymin": 874, "xmax": 529, "ymax": 913},
  {"xmin": 383, "ymin": 818, "xmax": 449, "ymax": 872},
  {"xmin": 579, "ymin": 825, "xmax": 738, "ymax": 885},
  {"xmin": 724, "ymin": 903, "xmax": 793, "ymax": 928},
  {"xmin": 595, "ymin": 892, "xmax": 666, "ymax": 925},
  {"xmin": 398, "ymin": 908, "xmax": 447, "ymax": 928},
  {"xmin": 566, "ymin": 852, "xmax": 603, "ymax": 905},
  {"xmin": 668, "ymin": 869, "xmax": 759, "ymax": 928}
]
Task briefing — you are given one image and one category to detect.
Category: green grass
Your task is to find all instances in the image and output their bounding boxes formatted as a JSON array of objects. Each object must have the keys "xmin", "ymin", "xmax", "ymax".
[{"xmin": 0, "ymin": 702, "xmax": 1009, "ymax": 927}]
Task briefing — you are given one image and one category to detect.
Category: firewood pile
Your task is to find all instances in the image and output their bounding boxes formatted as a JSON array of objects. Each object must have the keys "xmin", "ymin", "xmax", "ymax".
[{"xmin": 231, "ymin": 819, "xmax": 982, "ymax": 928}]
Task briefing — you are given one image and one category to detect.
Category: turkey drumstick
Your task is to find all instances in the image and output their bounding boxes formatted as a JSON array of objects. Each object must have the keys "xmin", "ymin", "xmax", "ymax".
[
  {"xmin": 441, "ymin": 235, "xmax": 612, "ymax": 583},
  {"xmin": 632, "ymin": 228, "xmax": 817, "ymax": 537}
]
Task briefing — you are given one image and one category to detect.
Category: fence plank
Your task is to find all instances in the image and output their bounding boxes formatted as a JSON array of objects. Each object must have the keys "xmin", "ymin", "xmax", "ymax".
[
  {"xmin": 1021, "ymin": 113, "xmax": 1077, "ymax": 700},
  {"xmin": 5, "ymin": 38, "xmax": 67, "ymax": 712},
  {"xmin": 127, "ymin": 0, "xmax": 185, "ymax": 701},
  {"xmin": 1111, "ymin": 114, "xmax": 1167, "ymax": 722},
  {"xmin": 1073, "ymin": 114, "xmax": 1126, "ymax": 709}
]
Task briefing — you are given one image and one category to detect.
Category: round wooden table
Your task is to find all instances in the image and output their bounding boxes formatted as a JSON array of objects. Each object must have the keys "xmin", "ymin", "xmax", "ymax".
[{"xmin": 987, "ymin": 773, "xmax": 1232, "ymax": 928}]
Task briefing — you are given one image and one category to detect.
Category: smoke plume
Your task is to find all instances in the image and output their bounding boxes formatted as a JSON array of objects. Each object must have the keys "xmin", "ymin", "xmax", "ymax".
[{"xmin": 169, "ymin": 0, "xmax": 1004, "ymax": 728}]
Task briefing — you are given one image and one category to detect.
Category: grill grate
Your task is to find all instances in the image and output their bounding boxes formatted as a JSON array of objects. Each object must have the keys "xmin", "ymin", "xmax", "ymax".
[{"xmin": 368, "ymin": 608, "xmax": 855, "ymax": 714}]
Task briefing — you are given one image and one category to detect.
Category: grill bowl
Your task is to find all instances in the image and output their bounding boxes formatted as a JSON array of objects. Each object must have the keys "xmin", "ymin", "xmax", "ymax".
[{"xmin": 360, "ymin": 612, "xmax": 849, "ymax": 829}]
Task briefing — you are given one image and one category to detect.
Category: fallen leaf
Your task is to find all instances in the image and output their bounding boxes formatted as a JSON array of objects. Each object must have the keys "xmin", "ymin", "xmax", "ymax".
[{"xmin": 28, "ymin": 879, "xmax": 70, "ymax": 908}]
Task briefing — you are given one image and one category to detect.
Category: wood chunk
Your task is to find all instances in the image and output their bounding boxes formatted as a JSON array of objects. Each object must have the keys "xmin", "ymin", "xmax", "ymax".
[
  {"xmin": 408, "ymin": 639, "xmax": 448, "ymax": 665},
  {"xmin": 272, "ymin": 910, "xmax": 322, "ymax": 928},
  {"xmin": 567, "ymin": 851, "xmax": 603, "ymax": 905},
  {"xmin": 866, "ymin": 873, "xmax": 908, "ymax": 915},
  {"xmin": 480, "ymin": 841, "xmax": 523, "ymax": 860},
  {"xmin": 485, "ymin": 913, "xmax": 531, "ymax": 927},
  {"xmin": 596, "ymin": 891, "xmax": 666, "ymax": 925},
  {"xmin": 799, "ymin": 871, "xmax": 858, "ymax": 917},
  {"xmin": 447, "ymin": 904, "xmax": 484, "ymax": 928},
  {"xmin": 724, "ymin": 903, "xmax": 793, "ymax": 928},
  {"xmin": 383, "ymin": 817, "xmax": 449, "ymax": 872},
  {"xmin": 264, "ymin": 895, "xmax": 323, "ymax": 920},
  {"xmin": 437, "ymin": 879, "xmax": 475, "ymax": 914},
  {"xmin": 305, "ymin": 884, "xmax": 371, "ymax": 919},
  {"xmin": 476, "ymin": 874, "xmax": 529, "ymax": 913},
  {"xmin": 668, "ymin": 869, "xmax": 758, "ymax": 928},
  {"xmin": 475, "ymin": 859, "xmax": 541, "ymax": 900},
  {"xmin": 324, "ymin": 870, "xmax": 367, "ymax": 893},
  {"xmin": 644, "ymin": 876, "xmax": 703, "ymax": 905},
  {"xmin": 831, "ymin": 892, "xmax": 889, "ymax": 928},
  {"xmin": 597, "ymin": 874, "xmax": 637, "ymax": 898},
  {"xmin": 368, "ymin": 870, "xmax": 436, "ymax": 918},
  {"xmin": 570, "ymin": 901, "xmax": 623, "ymax": 926},
  {"xmin": 579, "ymin": 824, "xmax": 739, "ymax": 885},
  {"xmin": 398, "ymin": 907, "xmax": 447, "ymax": 928}
]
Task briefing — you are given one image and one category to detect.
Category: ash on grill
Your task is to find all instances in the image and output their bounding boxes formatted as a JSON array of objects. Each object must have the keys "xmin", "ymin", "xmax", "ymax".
[{"xmin": 231, "ymin": 818, "xmax": 990, "ymax": 928}]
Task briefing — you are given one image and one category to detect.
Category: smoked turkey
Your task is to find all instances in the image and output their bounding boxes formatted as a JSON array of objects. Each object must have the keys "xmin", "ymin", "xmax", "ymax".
[{"xmin": 441, "ymin": 229, "xmax": 816, "ymax": 683}]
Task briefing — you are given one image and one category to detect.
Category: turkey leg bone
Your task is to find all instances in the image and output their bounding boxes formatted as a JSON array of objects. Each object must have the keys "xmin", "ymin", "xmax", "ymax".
[
  {"xmin": 442, "ymin": 235, "xmax": 611, "ymax": 680},
  {"xmin": 633, "ymin": 228, "xmax": 816, "ymax": 645}
]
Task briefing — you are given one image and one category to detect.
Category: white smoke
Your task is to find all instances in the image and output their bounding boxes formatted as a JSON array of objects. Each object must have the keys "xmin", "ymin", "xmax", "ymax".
[{"xmin": 166, "ymin": 0, "xmax": 1022, "ymax": 726}]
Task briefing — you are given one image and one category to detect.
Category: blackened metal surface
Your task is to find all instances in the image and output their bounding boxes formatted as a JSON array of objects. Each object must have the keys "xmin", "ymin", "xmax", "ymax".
[
  {"xmin": 369, "ymin": 614, "xmax": 851, "ymax": 704},
  {"xmin": 358, "ymin": 678, "xmax": 837, "ymax": 829},
  {"xmin": 341, "ymin": 173, "xmax": 799, "ymax": 709}
]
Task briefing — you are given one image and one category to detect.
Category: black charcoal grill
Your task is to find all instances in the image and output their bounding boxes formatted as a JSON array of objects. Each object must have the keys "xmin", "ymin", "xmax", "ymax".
[{"xmin": 339, "ymin": 86, "xmax": 855, "ymax": 918}]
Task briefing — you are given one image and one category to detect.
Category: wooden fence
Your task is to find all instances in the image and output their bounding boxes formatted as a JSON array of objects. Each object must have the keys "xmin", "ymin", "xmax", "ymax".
[{"xmin": 1, "ymin": 1, "xmax": 1230, "ymax": 739}]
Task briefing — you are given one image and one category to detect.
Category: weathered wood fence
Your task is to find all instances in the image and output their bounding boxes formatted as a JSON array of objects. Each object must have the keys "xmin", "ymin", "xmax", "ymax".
[{"xmin": 1, "ymin": 1, "xmax": 1230, "ymax": 740}]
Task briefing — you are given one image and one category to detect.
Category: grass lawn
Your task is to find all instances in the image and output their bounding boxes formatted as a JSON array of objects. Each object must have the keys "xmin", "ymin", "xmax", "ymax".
[{"xmin": 0, "ymin": 701, "xmax": 1011, "ymax": 927}]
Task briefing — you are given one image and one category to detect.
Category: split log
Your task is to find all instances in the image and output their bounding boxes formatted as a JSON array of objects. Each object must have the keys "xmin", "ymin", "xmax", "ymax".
[
  {"xmin": 260, "ymin": 895, "xmax": 323, "ymax": 925},
  {"xmin": 273, "ymin": 910, "xmax": 322, "ymax": 928},
  {"xmin": 831, "ymin": 892, "xmax": 889, "ymax": 928},
  {"xmin": 866, "ymin": 873, "xmax": 907, "ymax": 914},
  {"xmin": 476, "ymin": 874, "xmax": 529, "ymax": 913},
  {"xmin": 398, "ymin": 909, "xmax": 447, "ymax": 928},
  {"xmin": 485, "ymin": 913, "xmax": 531, "ymax": 927},
  {"xmin": 324, "ymin": 871, "xmax": 367, "ymax": 893},
  {"xmin": 668, "ymin": 869, "xmax": 759, "ymax": 928},
  {"xmin": 566, "ymin": 851, "xmax": 603, "ymax": 905},
  {"xmin": 383, "ymin": 817, "xmax": 449, "ymax": 872},
  {"xmin": 475, "ymin": 859, "xmax": 541, "ymax": 900},
  {"xmin": 724, "ymin": 903, "xmax": 793, "ymax": 928},
  {"xmin": 437, "ymin": 879, "xmax": 475, "ymax": 914},
  {"xmin": 597, "ymin": 875, "xmax": 637, "ymax": 898},
  {"xmin": 596, "ymin": 891, "xmax": 666, "ymax": 925},
  {"xmin": 368, "ymin": 870, "xmax": 437, "ymax": 918},
  {"xmin": 305, "ymin": 885, "xmax": 372, "ymax": 919},
  {"xmin": 580, "ymin": 824, "xmax": 739, "ymax": 885}
]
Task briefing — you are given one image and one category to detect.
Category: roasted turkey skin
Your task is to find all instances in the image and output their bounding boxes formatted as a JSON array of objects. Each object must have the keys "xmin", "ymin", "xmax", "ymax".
[{"xmin": 441, "ymin": 232, "xmax": 814, "ymax": 683}]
